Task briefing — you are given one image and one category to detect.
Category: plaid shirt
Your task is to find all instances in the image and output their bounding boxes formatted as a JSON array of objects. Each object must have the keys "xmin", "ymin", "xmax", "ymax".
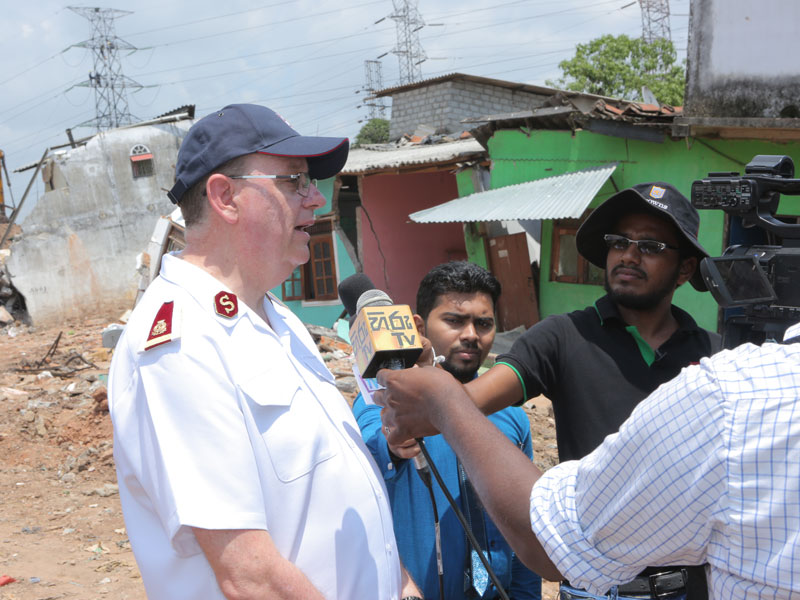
[{"xmin": 530, "ymin": 334, "xmax": 800, "ymax": 599}]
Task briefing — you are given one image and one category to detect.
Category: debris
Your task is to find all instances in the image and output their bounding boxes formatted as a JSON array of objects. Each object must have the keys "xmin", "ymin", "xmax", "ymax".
[
  {"xmin": 1, "ymin": 387, "xmax": 28, "ymax": 401},
  {"xmin": 94, "ymin": 560, "xmax": 125, "ymax": 573},
  {"xmin": 15, "ymin": 332, "xmax": 98, "ymax": 378},
  {"xmin": 0, "ymin": 575, "xmax": 15, "ymax": 586},
  {"xmin": 37, "ymin": 370, "xmax": 54, "ymax": 380},
  {"xmin": 85, "ymin": 483, "xmax": 118, "ymax": 497},
  {"xmin": 84, "ymin": 542, "xmax": 109, "ymax": 555},
  {"xmin": 101, "ymin": 324, "xmax": 124, "ymax": 349},
  {"xmin": 0, "ymin": 305, "xmax": 12, "ymax": 325},
  {"xmin": 21, "ymin": 526, "xmax": 42, "ymax": 534},
  {"xmin": 92, "ymin": 387, "xmax": 108, "ymax": 414}
]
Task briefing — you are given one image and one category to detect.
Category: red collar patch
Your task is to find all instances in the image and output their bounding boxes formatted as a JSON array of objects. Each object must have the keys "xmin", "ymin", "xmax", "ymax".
[{"xmin": 214, "ymin": 291, "xmax": 238, "ymax": 318}]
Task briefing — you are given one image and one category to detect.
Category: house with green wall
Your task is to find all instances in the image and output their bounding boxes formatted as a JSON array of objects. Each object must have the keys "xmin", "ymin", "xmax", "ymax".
[{"xmin": 422, "ymin": 103, "xmax": 800, "ymax": 334}]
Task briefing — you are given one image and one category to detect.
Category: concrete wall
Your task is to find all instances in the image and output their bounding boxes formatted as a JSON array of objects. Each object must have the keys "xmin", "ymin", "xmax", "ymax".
[
  {"xmin": 389, "ymin": 80, "xmax": 548, "ymax": 140},
  {"xmin": 468, "ymin": 128, "xmax": 800, "ymax": 333},
  {"xmin": 360, "ymin": 171, "xmax": 467, "ymax": 308},
  {"xmin": 6, "ymin": 122, "xmax": 188, "ymax": 324},
  {"xmin": 686, "ymin": 0, "xmax": 800, "ymax": 117}
]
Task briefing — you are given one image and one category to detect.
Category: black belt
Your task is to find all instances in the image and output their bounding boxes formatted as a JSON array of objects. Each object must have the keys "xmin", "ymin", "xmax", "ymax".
[
  {"xmin": 565, "ymin": 565, "xmax": 707, "ymax": 599},
  {"xmin": 617, "ymin": 568, "xmax": 688, "ymax": 597}
]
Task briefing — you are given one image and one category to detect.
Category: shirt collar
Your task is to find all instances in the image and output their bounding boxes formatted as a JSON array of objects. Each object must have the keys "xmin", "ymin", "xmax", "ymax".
[
  {"xmin": 159, "ymin": 253, "xmax": 263, "ymax": 330},
  {"xmin": 593, "ymin": 293, "xmax": 704, "ymax": 333}
]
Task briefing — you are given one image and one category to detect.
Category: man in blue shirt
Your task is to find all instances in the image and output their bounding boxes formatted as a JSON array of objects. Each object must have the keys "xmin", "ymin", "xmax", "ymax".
[{"xmin": 353, "ymin": 261, "xmax": 541, "ymax": 600}]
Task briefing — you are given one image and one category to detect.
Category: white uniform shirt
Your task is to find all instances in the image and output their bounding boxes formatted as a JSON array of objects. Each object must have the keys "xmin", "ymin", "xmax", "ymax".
[
  {"xmin": 110, "ymin": 254, "xmax": 401, "ymax": 599},
  {"xmin": 530, "ymin": 338, "xmax": 800, "ymax": 599}
]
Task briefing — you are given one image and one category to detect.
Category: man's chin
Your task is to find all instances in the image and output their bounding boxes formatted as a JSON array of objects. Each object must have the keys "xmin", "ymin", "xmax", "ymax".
[{"xmin": 441, "ymin": 360, "xmax": 480, "ymax": 383}]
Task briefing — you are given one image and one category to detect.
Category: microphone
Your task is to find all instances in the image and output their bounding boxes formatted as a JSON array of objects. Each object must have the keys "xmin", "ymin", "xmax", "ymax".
[
  {"xmin": 337, "ymin": 274, "xmax": 424, "ymax": 379},
  {"xmin": 337, "ymin": 274, "xmax": 430, "ymax": 478}
]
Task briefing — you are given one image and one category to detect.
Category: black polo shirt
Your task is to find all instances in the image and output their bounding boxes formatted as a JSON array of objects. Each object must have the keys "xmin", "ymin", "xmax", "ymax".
[{"xmin": 497, "ymin": 294, "xmax": 721, "ymax": 462}]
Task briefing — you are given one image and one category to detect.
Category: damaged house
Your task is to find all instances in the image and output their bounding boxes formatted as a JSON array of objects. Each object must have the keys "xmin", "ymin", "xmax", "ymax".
[{"xmin": 5, "ymin": 107, "xmax": 194, "ymax": 325}]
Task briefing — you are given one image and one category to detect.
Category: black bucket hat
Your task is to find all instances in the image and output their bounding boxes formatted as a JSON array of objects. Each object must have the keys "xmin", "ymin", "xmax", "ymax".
[
  {"xmin": 576, "ymin": 182, "xmax": 709, "ymax": 291},
  {"xmin": 168, "ymin": 103, "xmax": 349, "ymax": 204}
]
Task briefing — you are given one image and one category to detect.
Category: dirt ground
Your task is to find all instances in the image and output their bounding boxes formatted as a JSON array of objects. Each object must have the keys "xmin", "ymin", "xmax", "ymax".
[{"xmin": 0, "ymin": 314, "xmax": 560, "ymax": 600}]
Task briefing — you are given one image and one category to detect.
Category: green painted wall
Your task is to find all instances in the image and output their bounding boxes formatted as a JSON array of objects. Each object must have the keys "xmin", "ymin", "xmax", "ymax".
[
  {"xmin": 269, "ymin": 177, "xmax": 353, "ymax": 328},
  {"xmin": 455, "ymin": 170, "xmax": 490, "ymax": 270},
  {"xmin": 480, "ymin": 129, "xmax": 800, "ymax": 332}
]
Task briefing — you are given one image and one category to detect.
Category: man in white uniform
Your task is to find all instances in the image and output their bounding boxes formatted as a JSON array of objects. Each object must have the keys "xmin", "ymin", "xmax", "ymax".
[{"xmin": 109, "ymin": 104, "xmax": 421, "ymax": 600}]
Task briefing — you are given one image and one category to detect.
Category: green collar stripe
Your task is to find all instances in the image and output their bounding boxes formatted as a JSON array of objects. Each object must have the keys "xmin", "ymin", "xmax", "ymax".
[{"xmin": 625, "ymin": 325, "xmax": 656, "ymax": 366}]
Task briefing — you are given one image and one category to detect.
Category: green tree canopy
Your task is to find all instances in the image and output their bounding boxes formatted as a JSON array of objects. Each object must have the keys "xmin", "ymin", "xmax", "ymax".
[
  {"xmin": 547, "ymin": 34, "xmax": 685, "ymax": 106},
  {"xmin": 354, "ymin": 118, "xmax": 390, "ymax": 146}
]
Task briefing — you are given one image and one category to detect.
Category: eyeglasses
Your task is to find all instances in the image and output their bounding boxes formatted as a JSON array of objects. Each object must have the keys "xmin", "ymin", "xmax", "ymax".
[
  {"xmin": 603, "ymin": 234, "xmax": 678, "ymax": 255},
  {"xmin": 229, "ymin": 172, "xmax": 317, "ymax": 197}
]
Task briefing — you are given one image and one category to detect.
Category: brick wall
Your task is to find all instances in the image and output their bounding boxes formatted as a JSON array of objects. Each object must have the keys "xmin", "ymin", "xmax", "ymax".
[{"xmin": 388, "ymin": 80, "xmax": 549, "ymax": 140}]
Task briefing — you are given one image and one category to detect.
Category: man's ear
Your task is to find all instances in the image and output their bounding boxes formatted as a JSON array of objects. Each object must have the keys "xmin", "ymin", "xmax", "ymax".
[
  {"xmin": 206, "ymin": 173, "xmax": 239, "ymax": 225},
  {"xmin": 413, "ymin": 314, "xmax": 425, "ymax": 336},
  {"xmin": 676, "ymin": 255, "xmax": 698, "ymax": 287}
]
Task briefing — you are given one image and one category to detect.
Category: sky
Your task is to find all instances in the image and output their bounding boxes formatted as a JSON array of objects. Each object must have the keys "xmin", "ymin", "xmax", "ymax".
[{"xmin": 0, "ymin": 0, "xmax": 691, "ymax": 219}]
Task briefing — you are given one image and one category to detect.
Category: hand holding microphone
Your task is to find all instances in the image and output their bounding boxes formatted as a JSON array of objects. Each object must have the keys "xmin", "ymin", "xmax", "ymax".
[{"xmin": 338, "ymin": 274, "xmax": 431, "ymax": 473}]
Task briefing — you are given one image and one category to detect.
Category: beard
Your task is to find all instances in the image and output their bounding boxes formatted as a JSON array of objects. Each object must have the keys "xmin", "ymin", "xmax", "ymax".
[
  {"xmin": 439, "ymin": 347, "xmax": 481, "ymax": 383},
  {"xmin": 604, "ymin": 263, "xmax": 680, "ymax": 310}
]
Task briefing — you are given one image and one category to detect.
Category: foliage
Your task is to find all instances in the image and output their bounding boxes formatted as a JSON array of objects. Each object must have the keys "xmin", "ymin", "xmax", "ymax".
[
  {"xmin": 354, "ymin": 118, "xmax": 390, "ymax": 146},
  {"xmin": 547, "ymin": 34, "xmax": 686, "ymax": 106}
]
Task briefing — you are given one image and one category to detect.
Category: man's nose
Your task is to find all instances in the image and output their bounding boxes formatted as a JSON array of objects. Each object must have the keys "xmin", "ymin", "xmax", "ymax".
[
  {"xmin": 620, "ymin": 241, "xmax": 642, "ymax": 263},
  {"xmin": 461, "ymin": 321, "xmax": 478, "ymax": 341},
  {"xmin": 303, "ymin": 184, "xmax": 326, "ymax": 210}
]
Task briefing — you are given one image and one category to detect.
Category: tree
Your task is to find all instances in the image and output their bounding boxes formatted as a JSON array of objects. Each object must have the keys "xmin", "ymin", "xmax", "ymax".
[
  {"xmin": 355, "ymin": 118, "xmax": 390, "ymax": 146},
  {"xmin": 547, "ymin": 34, "xmax": 685, "ymax": 106}
]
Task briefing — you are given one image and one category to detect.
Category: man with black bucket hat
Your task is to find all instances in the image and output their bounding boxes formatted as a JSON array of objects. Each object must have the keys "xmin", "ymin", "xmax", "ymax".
[
  {"xmin": 387, "ymin": 182, "xmax": 720, "ymax": 600},
  {"xmin": 109, "ymin": 104, "xmax": 422, "ymax": 600}
]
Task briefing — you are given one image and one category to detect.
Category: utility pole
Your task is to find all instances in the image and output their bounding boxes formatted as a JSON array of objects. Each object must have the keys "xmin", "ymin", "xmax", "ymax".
[
  {"xmin": 362, "ymin": 60, "xmax": 387, "ymax": 120},
  {"xmin": 68, "ymin": 7, "xmax": 142, "ymax": 131},
  {"xmin": 389, "ymin": 0, "xmax": 427, "ymax": 84},
  {"xmin": 638, "ymin": 0, "xmax": 671, "ymax": 43}
]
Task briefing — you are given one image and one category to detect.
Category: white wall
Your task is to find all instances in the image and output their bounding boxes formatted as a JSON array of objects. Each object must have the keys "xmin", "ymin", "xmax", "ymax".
[
  {"xmin": 686, "ymin": 0, "xmax": 800, "ymax": 117},
  {"xmin": 5, "ymin": 121, "xmax": 190, "ymax": 324}
]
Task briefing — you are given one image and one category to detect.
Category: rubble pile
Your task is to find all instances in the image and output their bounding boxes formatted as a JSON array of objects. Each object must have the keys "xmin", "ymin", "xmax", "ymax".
[{"xmin": 0, "ymin": 246, "xmax": 31, "ymax": 336}]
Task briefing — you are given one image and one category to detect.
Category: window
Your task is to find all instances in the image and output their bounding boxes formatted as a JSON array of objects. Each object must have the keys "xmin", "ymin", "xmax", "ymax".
[
  {"xmin": 283, "ymin": 267, "xmax": 304, "ymax": 301},
  {"xmin": 130, "ymin": 144, "xmax": 154, "ymax": 178},
  {"xmin": 551, "ymin": 218, "xmax": 604, "ymax": 285},
  {"xmin": 282, "ymin": 218, "xmax": 338, "ymax": 301}
]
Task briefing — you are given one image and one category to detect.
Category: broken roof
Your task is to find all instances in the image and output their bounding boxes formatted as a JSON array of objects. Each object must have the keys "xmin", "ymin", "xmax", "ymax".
[{"xmin": 464, "ymin": 91, "xmax": 682, "ymax": 145}]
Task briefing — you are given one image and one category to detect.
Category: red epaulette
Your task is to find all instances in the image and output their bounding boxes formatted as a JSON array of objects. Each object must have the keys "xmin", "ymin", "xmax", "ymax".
[{"xmin": 143, "ymin": 301, "xmax": 181, "ymax": 351}]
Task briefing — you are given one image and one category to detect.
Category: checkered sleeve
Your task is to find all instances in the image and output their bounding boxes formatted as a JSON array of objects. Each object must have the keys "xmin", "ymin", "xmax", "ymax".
[{"xmin": 529, "ymin": 359, "xmax": 728, "ymax": 595}]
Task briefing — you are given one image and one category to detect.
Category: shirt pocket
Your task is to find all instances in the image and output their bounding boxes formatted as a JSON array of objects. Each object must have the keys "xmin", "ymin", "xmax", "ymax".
[{"xmin": 238, "ymin": 370, "xmax": 338, "ymax": 483}]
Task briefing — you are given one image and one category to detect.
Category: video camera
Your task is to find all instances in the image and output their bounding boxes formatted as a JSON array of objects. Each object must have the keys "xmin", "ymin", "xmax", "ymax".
[{"xmin": 691, "ymin": 155, "xmax": 800, "ymax": 348}]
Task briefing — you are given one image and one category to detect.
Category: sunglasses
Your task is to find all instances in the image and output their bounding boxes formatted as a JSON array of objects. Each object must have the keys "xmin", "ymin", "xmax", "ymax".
[{"xmin": 603, "ymin": 234, "xmax": 678, "ymax": 255}]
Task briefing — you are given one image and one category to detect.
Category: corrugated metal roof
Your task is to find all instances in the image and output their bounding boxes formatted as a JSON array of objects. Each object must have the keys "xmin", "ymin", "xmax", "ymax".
[
  {"xmin": 409, "ymin": 163, "xmax": 617, "ymax": 223},
  {"xmin": 341, "ymin": 138, "xmax": 485, "ymax": 174}
]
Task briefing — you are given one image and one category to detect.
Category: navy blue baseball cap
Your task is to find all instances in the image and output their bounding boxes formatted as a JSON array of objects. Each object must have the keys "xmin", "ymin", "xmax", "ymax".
[
  {"xmin": 167, "ymin": 103, "xmax": 349, "ymax": 204},
  {"xmin": 576, "ymin": 182, "xmax": 709, "ymax": 291}
]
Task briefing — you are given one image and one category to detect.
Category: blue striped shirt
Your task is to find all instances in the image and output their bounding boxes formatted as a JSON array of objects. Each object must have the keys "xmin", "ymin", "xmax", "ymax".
[{"xmin": 529, "ymin": 338, "xmax": 800, "ymax": 599}]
